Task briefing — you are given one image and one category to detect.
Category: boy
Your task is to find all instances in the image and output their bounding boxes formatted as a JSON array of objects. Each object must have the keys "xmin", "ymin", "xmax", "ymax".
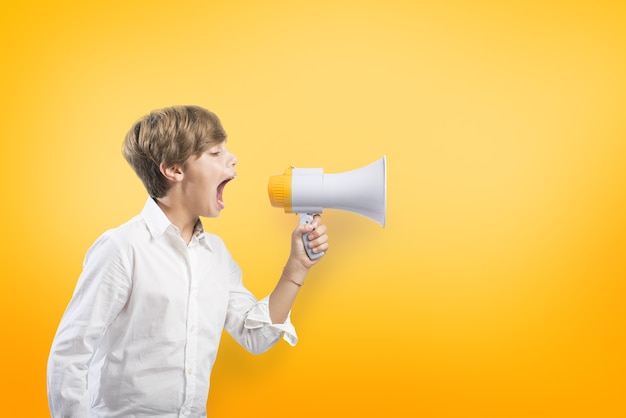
[{"xmin": 47, "ymin": 105, "xmax": 329, "ymax": 417}]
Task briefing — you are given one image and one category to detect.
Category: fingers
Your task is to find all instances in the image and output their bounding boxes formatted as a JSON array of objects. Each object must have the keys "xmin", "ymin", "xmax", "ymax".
[
  {"xmin": 305, "ymin": 217, "xmax": 328, "ymax": 255},
  {"xmin": 306, "ymin": 224, "xmax": 327, "ymax": 245},
  {"xmin": 290, "ymin": 214, "xmax": 329, "ymax": 264}
]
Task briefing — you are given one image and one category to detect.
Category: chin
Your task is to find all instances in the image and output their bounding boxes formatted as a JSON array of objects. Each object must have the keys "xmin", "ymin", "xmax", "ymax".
[
  {"xmin": 204, "ymin": 206, "xmax": 223, "ymax": 218},
  {"xmin": 202, "ymin": 211, "xmax": 220, "ymax": 219}
]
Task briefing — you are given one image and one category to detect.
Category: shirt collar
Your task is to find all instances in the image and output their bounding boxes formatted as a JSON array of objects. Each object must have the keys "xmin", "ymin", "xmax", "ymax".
[
  {"xmin": 192, "ymin": 219, "xmax": 212, "ymax": 250},
  {"xmin": 141, "ymin": 197, "xmax": 212, "ymax": 250},
  {"xmin": 141, "ymin": 197, "xmax": 172, "ymax": 238}
]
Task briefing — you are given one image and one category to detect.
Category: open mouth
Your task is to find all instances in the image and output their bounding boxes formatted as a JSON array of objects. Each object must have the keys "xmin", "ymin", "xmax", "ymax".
[{"xmin": 216, "ymin": 176, "xmax": 235, "ymax": 209}]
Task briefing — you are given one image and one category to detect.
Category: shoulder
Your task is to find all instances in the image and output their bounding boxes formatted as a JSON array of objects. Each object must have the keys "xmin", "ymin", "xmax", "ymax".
[
  {"xmin": 202, "ymin": 232, "xmax": 229, "ymax": 253},
  {"xmin": 85, "ymin": 215, "xmax": 146, "ymax": 260},
  {"xmin": 202, "ymin": 232, "xmax": 241, "ymax": 277},
  {"xmin": 100, "ymin": 215, "xmax": 147, "ymax": 245},
  {"xmin": 202, "ymin": 232, "xmax": 239, "ymax": 266}
]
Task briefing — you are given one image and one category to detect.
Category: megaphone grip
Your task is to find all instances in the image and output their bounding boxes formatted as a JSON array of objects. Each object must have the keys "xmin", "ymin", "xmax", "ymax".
[{"xmin": 299, "ymin": 213, "xmax": 324, "ymax": 260}]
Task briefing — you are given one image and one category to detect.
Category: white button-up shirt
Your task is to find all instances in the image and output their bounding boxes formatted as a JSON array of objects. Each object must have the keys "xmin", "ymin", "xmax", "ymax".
[{"xmin": 47, "ymin": 198, "xmax": 297, "ymax": 417}]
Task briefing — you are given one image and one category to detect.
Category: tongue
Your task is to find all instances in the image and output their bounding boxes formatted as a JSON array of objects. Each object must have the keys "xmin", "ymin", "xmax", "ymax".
[{"xmin": 217, "ymin": 182, "xmax": 226, "ymax": 209}]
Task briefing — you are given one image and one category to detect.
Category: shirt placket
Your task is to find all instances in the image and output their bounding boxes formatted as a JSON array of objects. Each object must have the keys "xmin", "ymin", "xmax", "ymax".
[{"xmin": 180, "ymin": 239, "xmax": 199, "ymax": 417}]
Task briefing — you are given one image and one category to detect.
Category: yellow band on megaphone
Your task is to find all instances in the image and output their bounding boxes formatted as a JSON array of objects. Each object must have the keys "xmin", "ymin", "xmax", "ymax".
[{"xmin": 267, "ymin": 166, "xmax": 293, "ymax": 213}]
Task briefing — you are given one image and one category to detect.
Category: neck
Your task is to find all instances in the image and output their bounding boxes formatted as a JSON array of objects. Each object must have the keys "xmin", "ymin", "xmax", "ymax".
[{"xmin": 155, "ymin": 197, "xmax": 198, "ymax": 244}]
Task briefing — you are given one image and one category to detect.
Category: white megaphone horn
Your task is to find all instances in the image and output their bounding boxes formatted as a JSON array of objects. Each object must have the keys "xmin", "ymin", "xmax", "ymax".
[{"xmin": 268, "ymin": 156, "xmax": 387, "ymax": 259}]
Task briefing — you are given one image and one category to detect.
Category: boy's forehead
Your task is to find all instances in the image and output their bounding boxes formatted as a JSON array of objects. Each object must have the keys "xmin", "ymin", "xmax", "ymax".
[
  {"xmin": 206, "ymin": 140, "xmax": 228, "ymax": 151},
  {"xmin": 212, "ymin": 140, "xmax": 227, "ymax": 147}
]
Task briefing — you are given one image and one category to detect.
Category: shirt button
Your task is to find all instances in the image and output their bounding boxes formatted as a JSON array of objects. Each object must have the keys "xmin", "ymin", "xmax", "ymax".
[{"xmin": 187, "ymin": 368, "xmax": 194, "ymax": 375}]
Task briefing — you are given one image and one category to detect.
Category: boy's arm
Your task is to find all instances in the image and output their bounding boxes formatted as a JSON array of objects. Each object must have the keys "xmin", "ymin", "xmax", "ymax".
[
  {"xmin": 223, "ymin": 216, "xmax": 327, "ymax": 353},
  {"xmin": 268, "ymin": 215, "xmax": 328, "ymax": 324},
  {"xmin": 47, "ymin": 234, "xmax": 131, "ymax": 417}
]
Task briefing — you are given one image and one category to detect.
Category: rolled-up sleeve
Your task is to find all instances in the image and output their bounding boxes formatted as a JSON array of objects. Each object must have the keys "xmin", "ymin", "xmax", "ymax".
[
  {"xmin": 222, "ymin": 257, "xmax": 298, "ymax": 353},
  {"xmin": 244, "ymin": 295, "xmax": 298, "ymax": 346}
]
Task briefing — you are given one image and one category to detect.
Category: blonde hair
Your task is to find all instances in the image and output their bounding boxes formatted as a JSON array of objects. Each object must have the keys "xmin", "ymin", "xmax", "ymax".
[{"xmin": 123, "ymin": 105, "xmax": 227, "ymax": 198}]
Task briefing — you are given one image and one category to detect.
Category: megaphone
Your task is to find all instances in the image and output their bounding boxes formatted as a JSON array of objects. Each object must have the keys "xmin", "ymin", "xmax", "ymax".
[{"xmin": 268, "ymin": 156, "xmax": 387, "ymax": 259}]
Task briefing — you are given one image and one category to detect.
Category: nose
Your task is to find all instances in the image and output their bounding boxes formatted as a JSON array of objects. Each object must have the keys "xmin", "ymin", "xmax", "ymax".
[{"xmin": 230, "ymin": 152, "xmax": 238, "ymax": 167}]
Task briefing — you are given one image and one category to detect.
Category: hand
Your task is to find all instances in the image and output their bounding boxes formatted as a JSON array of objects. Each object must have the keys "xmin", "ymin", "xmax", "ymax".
[{"xmin": 289, "ymin": 214, "xmax": 329, "ymax": 270}]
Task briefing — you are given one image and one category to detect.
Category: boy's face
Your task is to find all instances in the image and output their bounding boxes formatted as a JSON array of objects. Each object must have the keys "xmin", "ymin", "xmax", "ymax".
[{"xmin": 180, "ymin": 141, "xmax": 237, "ymax": 218}]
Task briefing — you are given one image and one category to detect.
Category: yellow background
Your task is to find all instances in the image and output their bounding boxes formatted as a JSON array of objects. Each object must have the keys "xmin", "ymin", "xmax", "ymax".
[{"xmin": 1, "ymin": 1, "xmax": 625, "ymax": 416}]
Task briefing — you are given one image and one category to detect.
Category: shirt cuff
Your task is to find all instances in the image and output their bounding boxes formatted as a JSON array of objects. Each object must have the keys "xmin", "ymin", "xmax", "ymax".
[{"xmin": 244, "ymin": 296, "xmax": 298, "ymax": 346}]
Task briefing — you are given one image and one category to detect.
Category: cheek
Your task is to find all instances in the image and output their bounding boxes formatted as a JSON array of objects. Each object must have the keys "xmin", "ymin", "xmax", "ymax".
[{"xmin": 205, "ymin": 177, "xmax": 219, "ymax": 193}]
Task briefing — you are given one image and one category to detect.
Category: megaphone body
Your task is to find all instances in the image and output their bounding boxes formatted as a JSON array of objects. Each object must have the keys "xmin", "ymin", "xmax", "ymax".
[{"xmin": 268, "ymin": 156, "xmax": 387, "ymax": 259}]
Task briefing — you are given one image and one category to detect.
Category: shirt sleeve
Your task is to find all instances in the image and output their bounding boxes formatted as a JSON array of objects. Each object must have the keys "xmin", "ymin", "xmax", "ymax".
[
  {"xmin": 47, "ymin": 232, "xmax": 131, "ymax": 417},
  {"xmin": 223, "ymin": 258, "xmax": 298, "ymax": 353},
  {"xmin": 244, "ymin": 295, "xmax": 298, "ymax": 346}
]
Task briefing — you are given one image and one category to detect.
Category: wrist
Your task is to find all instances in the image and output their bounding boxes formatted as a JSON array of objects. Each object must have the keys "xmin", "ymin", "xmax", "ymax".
[
  {"xmin": 282, "ymin": 260, "xmax": 309, "ymax": 286},
  {"xmin": 281, "ymin": 269, "xmax": 304, "ymax": 287},
  {"xmin": 284, "ymin": 257, "xmax": 310, "ymax": 275}
]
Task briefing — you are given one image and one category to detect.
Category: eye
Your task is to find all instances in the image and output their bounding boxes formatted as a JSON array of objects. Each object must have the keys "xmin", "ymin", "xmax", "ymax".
[{"xmin": 210, "ymin": 150, "xmax": 221, "ymax": 156}]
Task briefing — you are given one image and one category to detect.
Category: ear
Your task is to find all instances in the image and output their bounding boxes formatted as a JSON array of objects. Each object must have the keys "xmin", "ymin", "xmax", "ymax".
[{"xmin": 160, "ymin": 163, "xmax": 184, "ymax": 183}]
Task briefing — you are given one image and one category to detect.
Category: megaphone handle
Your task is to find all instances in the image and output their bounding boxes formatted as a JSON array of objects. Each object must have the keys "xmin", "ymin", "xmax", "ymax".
[{"xmin": 298, "ymin": 213, "xmax": 325, "ymax": 260}]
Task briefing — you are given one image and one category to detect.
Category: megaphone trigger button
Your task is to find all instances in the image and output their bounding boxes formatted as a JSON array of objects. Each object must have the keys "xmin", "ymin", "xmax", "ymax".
[{"xmin": 298, "ymin": 213, "xmax": 314, "ymax": 226}]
